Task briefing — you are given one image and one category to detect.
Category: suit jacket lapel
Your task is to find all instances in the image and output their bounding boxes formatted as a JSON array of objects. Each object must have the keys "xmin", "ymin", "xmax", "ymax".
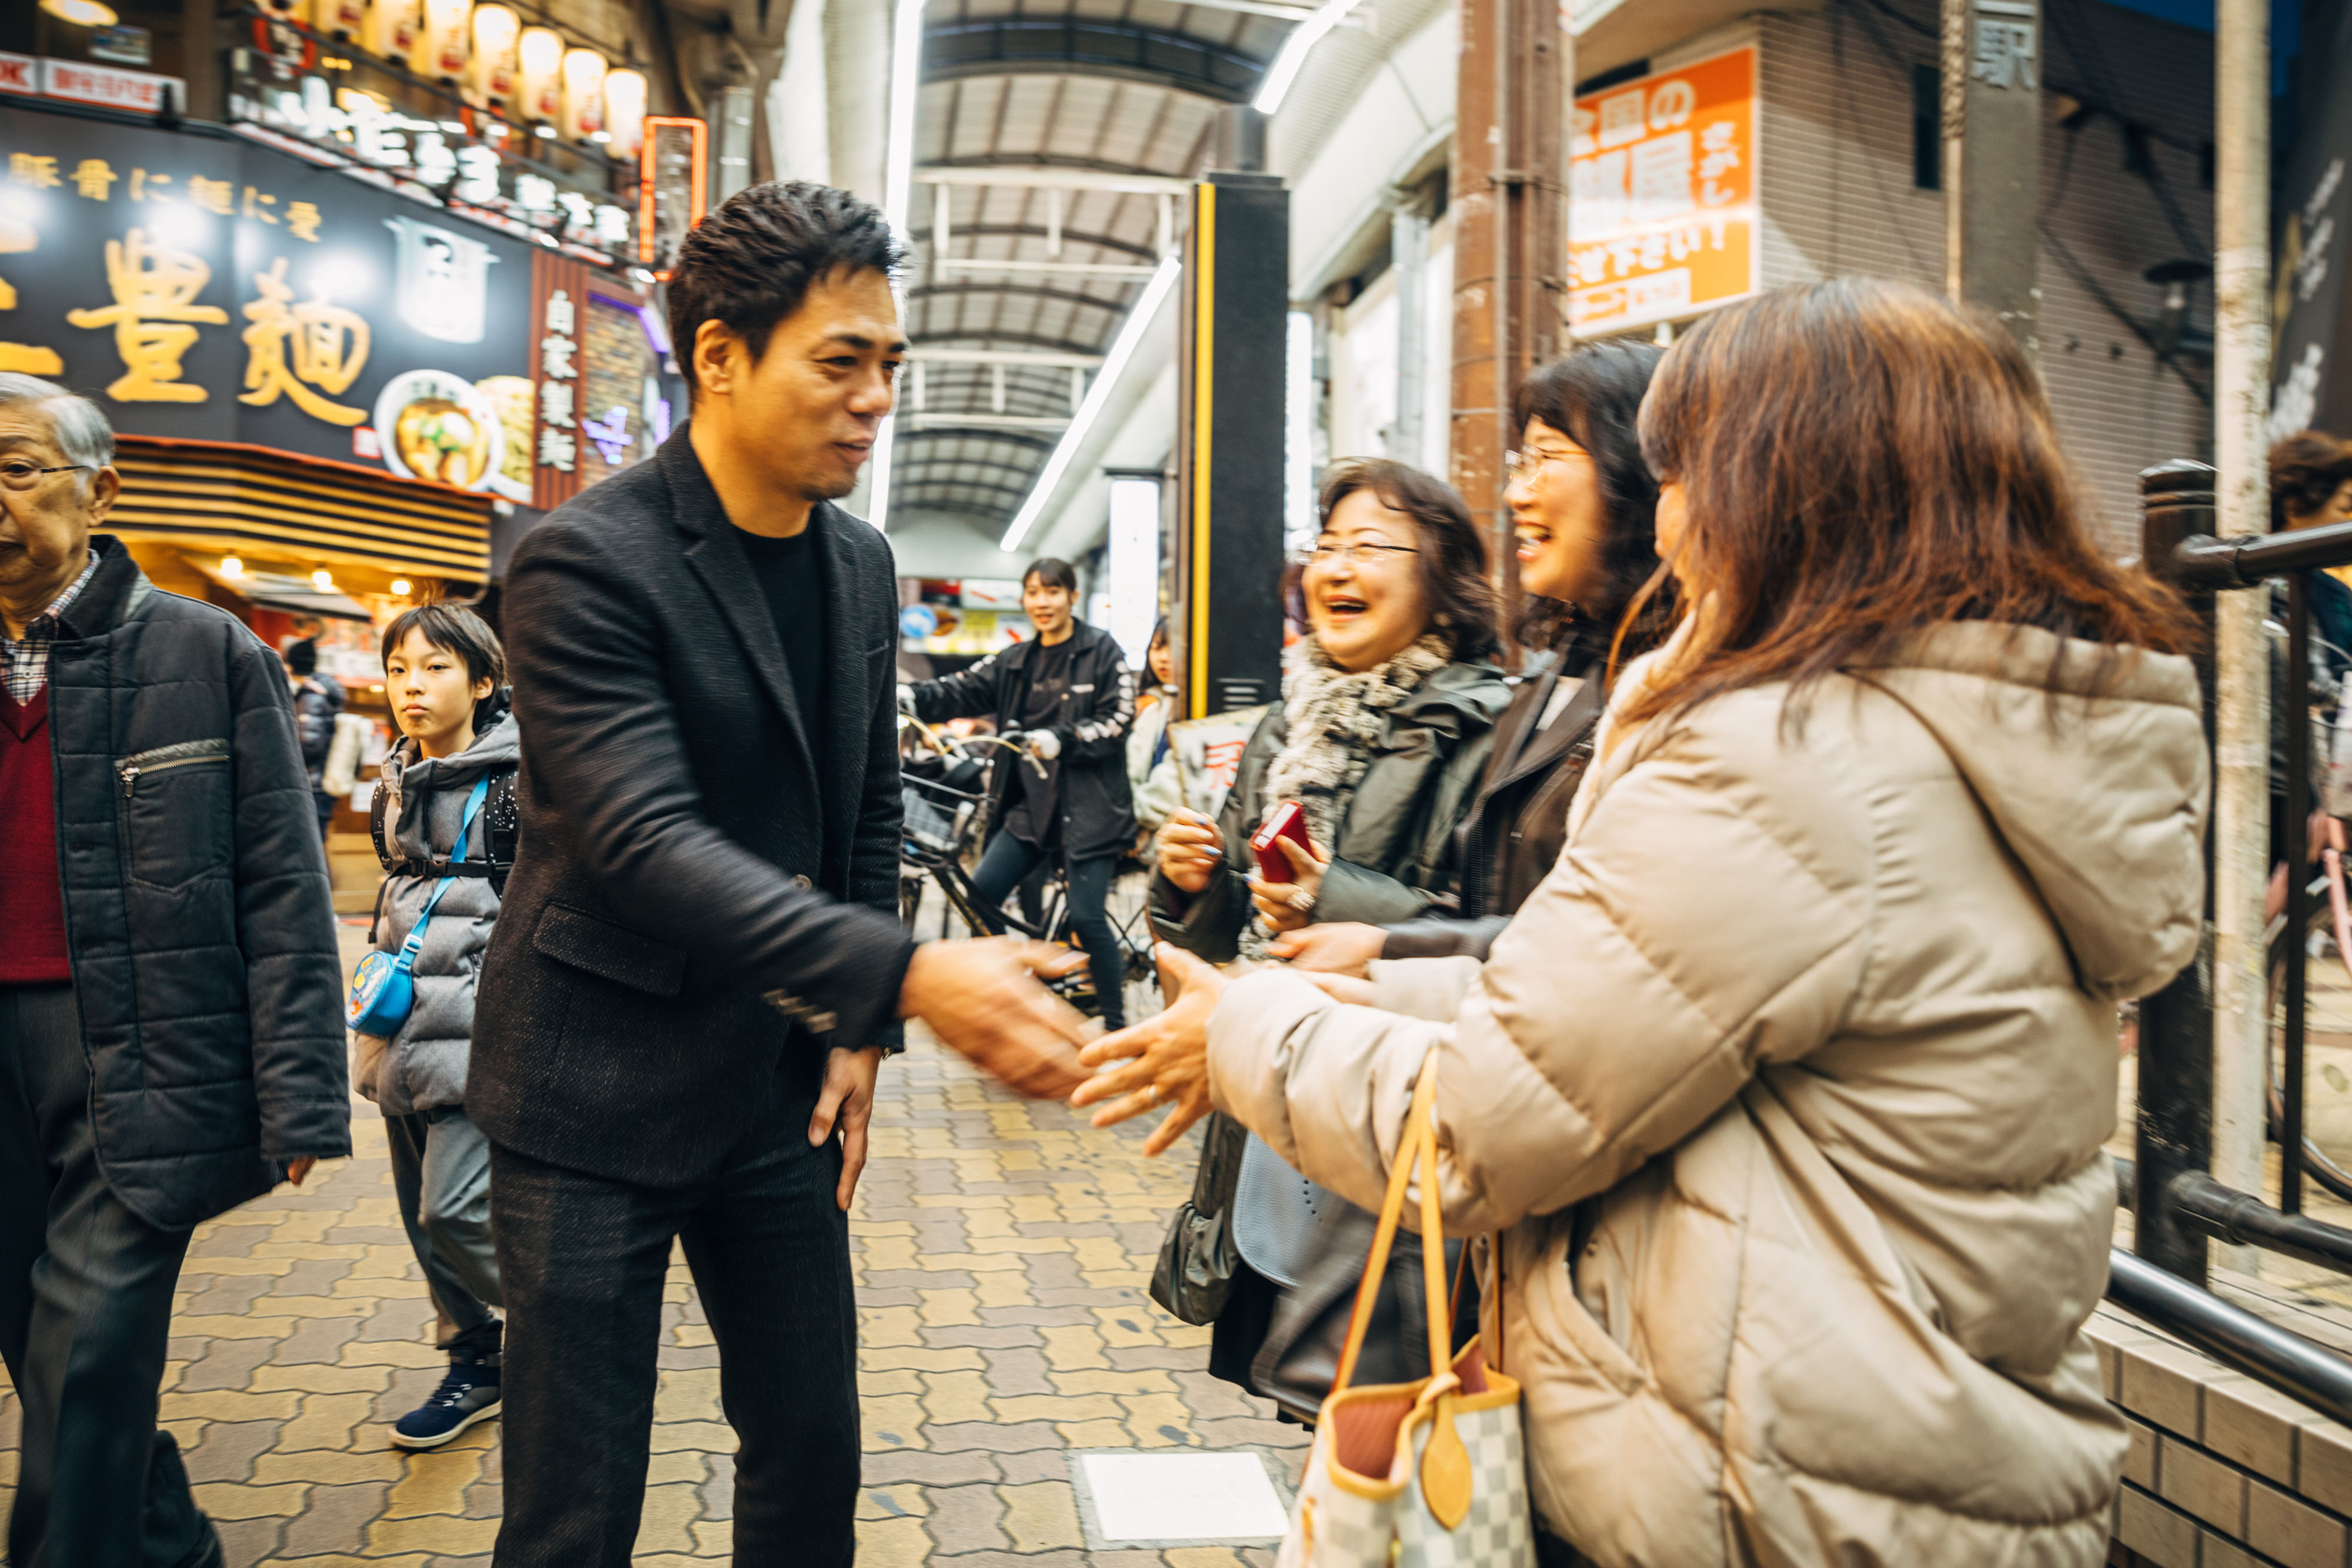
[
  {"xmin": 662, "ymin": 430, "xmax": 821, "ymax": 801},
  {"xmin": 810, "ymin": 502, "xmax": 870, "ymax": 845}
]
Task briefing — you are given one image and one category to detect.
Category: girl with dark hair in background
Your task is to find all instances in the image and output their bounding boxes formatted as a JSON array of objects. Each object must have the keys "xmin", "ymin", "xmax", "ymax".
[
  {"xmin": 1272, "ymin": 340, "xmax": 1671, "ymax": 975},
  {"xmin": 1127, "ymin": 618, "xmax": 1181, "ymax": 841},
  {"xmin": 903, "ymin": 558, "xmax": 1139, "ymax": 1029},
  {"xmin": 1144, "ymin": 457, "xmax": 1509, "ymax": 1417}
]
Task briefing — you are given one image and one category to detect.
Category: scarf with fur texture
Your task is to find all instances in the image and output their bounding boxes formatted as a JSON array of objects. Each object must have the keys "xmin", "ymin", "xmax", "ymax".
[{"xmin": 1242, "ymin": 632, "xmax": 1451, "ymax": 955}]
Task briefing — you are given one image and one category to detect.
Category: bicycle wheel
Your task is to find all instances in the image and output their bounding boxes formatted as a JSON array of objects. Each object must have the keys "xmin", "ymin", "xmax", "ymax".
[{"xmin": 2264, "ymin": 862, "xmax": 2352, "ymax": 1203}]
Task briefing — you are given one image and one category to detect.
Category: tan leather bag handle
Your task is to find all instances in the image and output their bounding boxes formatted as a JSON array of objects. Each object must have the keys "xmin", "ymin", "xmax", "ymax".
[{"xmin": 1330, "ymin": 1052, "xmax": 1450, "ymax": 1395}]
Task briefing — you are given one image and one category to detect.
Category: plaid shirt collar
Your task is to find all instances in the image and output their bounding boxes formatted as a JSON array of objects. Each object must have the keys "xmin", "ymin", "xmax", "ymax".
[{"xmin": 1, "ymin": 550, "xmax": 101, "ymax": 705}]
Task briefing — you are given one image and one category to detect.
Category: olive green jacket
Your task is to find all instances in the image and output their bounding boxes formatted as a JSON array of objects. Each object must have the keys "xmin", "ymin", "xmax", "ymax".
[{"xmin": 1147, "ymin": 660, "xmax": 1510, "ymax": 962}]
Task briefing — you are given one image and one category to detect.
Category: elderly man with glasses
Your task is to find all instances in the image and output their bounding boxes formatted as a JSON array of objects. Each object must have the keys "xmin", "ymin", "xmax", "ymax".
[{"xmin": 0, "ymin": 373, "xmax": 350, "ymax": 1568}]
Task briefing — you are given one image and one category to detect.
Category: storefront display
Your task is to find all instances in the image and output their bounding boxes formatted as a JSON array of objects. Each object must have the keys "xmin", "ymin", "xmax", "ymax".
[{"xmin": 224, "ymin": 8, "xmax": 640, "ymax": 267}]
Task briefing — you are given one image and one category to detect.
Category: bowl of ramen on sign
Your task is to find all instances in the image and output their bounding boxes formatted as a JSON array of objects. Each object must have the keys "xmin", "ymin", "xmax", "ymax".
[{"xmin": 372, "ymin": 370, "xmax": 507, "ymax": 492}]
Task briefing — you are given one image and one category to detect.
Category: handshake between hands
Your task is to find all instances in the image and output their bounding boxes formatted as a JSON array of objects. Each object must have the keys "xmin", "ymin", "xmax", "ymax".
[
  {"xmin": 903, "ymin": 927, "xmax": 1385, "ymax": 1161},
  {"xmin": 896, "ymin": 936, "xmax": 1228, "ymax": 1158}
]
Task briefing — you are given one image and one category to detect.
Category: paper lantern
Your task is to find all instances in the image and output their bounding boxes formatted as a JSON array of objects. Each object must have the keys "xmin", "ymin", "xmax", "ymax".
[
  {"xmin": 601, "ymin": 68, "xmax": 646, "ymax": 157},
  {"xmin": 412, "ymin": 0, "xmax": 469, "ymax": 83},
  {"xmin": 466, "ymin": 4, "xmax": 519, "ymax": 110},
  {"xmin": 514, "ymin": 26, "xmax": 562, "ymax": 124},
  {"xmin": 559, "ymin": 47, "xmax": 607, "ymax": 142},
  {"xmin": 363, "ymin": 0, "xmax": 420, "ymax": 63},
  {"xmin": 319, "ymin": 0, "xmax": 365, "ymax": 41}
]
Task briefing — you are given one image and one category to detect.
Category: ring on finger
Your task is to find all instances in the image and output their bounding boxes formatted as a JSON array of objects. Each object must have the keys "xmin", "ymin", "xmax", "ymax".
[{"xmin": 1144, "ymin": 1082, "xmax": 1162, "ymax": 1104}]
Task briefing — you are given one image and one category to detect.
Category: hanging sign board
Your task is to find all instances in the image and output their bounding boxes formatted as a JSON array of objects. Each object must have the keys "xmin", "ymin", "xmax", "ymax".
[{"xmin": 1567, "ymin": 46, "xmax": 1759, "ymax": 337}]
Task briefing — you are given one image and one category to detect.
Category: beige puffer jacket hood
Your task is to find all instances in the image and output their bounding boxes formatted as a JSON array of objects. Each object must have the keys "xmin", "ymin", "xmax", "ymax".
[{"xmin": 1205, "ymin": 621, "xmax": 2207, "ymax": 1567}]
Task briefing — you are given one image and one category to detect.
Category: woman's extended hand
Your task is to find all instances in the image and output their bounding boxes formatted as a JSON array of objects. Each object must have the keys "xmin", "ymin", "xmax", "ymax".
[
  {"xmin": 1071, "ymin": 945, "xmax": 1225, "ymax": 1155},
  {"xmin": 1267, "ymin": 920, "xmax": 1385, "ymax": 977},
  {"xmin": 1247, "ymin": 832, "xmax": 1330, "ymax": 934},
  {"xmin": 1157, "ymin": 808, "xmax": 1225, "ymax": 895}
]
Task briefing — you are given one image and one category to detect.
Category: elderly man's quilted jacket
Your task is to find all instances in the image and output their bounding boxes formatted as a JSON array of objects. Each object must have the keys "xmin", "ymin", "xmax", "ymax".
[{"xmin": 46, "ymin": 536, "xmax": 350, "ymax": 1230}]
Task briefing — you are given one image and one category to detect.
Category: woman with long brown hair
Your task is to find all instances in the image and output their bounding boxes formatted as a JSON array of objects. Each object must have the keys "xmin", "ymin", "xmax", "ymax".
[{"xmin": 1082, "ymin": 279, "xmax": 2207, "ymax": 1565}]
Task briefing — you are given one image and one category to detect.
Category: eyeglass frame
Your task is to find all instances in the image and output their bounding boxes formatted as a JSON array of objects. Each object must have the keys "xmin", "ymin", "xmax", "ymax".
[
  {"xmin": 1502, "ymin": 446, "xmax": 1589, "ymax": 487},
  {"xmin": 1305, "ymin": 541, "xmax": 1421, "ymax": 566},
  {"xmin": 0, "ymin": 460, "xmax": 95, "ymax": 493}
]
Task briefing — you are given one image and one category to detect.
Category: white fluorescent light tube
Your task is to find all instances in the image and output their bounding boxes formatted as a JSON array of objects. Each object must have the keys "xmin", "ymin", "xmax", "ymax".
[
  {"xmin": 881, "ymin": 0, "xmax": 925, "ymax": 232},
  {"xmin": 1001, "ymin": 256, "xmax": 1182, "ymax": 553},
  {"xmin": 871, "ymin": 0, "xmax": 926, "ymax": 531},
  {"xmin": 1251, "ymin": 0, "xmax": 1361, "ymax": 115}
]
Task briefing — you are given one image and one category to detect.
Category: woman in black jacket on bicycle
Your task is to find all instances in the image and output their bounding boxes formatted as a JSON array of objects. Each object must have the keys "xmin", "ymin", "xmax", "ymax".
[{"xmin": 903, "ymin": 559, "xmax": 1138, "ymax": 1028}]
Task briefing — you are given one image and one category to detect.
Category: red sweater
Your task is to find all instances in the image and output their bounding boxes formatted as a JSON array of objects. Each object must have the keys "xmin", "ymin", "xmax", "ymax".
[{"xmin": 0, "ymin": 689, "xmax": 70, "ymax": 984}]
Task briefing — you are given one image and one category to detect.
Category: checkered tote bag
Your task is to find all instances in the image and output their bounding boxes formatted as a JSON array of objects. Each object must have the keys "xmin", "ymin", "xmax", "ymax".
[{"xmin": 1277, "ymin": 1054, "xmax": 1534, "ymax": 1568}]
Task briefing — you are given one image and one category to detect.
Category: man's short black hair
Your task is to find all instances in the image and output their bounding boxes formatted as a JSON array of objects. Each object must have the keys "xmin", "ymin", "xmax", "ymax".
[
  {"xmin": 283, "ymin": 637, "xmax": 318, "ymax": 676},
  {"xmin": 667, "ymin": 182, "xmax": 904, "ymax": 394}
]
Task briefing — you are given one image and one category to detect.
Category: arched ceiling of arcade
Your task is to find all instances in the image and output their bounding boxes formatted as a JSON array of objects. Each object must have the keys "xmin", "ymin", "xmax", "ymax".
[{"xmin": 886, "ymin": 0, "xmax": 1300, "ymax": 532}]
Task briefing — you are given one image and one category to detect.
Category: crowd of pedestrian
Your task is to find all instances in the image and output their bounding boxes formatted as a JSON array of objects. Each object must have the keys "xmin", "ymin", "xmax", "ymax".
[{"xmin": 0, "ymin": 173, "xmax": 2247, "ymax": 1568}]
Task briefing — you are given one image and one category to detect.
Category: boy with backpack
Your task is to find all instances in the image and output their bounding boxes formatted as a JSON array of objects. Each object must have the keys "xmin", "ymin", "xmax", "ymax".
[{"xmin": 351, "ymin": 603, "xmax": 520, "ymax": 1449}]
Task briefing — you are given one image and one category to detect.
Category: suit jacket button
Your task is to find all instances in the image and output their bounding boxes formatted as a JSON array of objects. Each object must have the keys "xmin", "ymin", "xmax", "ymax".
[{"xmin": 791, "ymin": 874, "xmax": 813, "ymax": 892}]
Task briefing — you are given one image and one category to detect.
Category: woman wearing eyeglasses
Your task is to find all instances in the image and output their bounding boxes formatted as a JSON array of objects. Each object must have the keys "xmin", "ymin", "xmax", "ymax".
[
  {"xmin": 1270, "ymin": 342, "xmax": 1671, "ymax": 978},
  {"xmin": 1145, "ymin": 457, "xmax": 1508, "ymax": 1416}
]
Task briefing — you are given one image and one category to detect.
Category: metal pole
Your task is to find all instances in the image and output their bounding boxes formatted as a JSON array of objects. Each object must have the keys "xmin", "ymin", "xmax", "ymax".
[
  {"xmin": 2287, "ymin": 577, "xmax": 2311, "ymax": 1212},
  {"xmin": 2211, "ymin": 0, "xmax": 2273, "ymax": 1271},
  {"xmin": 1939, "ymin": 0, "xmax": 2042, "ymax": 353},
  {"xmin": 2138, "ymin": 459, "xmax": 2219, "ymax": 1284}
]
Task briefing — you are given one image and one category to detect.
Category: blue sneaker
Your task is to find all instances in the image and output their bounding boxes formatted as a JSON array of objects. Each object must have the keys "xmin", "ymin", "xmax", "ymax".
[{"xmin": 390, "ymin": 1348, "xmax": 502, "ymax": 1449}]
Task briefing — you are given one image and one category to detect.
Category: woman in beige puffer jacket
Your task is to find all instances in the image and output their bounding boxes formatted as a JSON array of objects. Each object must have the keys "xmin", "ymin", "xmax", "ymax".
[{"xmin": 1078, "ymin": 278, "xmax": 2209, "ymax": 1566}]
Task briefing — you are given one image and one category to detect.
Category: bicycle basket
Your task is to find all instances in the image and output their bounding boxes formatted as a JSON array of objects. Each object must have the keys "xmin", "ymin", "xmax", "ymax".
[{"xmin": 903, "ymin": 775, "xmax": 980, "ymax": 857}]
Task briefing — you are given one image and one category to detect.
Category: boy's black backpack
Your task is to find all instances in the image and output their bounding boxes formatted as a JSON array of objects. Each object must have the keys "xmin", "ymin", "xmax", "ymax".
[{"xmin": 369, "ymin": 768, "xmax": 520, "ymax": 896}]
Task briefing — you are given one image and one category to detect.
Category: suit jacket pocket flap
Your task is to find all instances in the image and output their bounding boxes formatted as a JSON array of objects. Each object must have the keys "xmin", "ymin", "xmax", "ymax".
[{"xmin": 532, "ymin": 904, "xmax": 688, "ymax": 997}]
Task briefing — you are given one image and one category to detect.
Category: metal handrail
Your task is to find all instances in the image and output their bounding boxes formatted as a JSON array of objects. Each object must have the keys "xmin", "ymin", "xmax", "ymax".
[
  {"xmin": 2110, "ymin": 1249, "xmax": 2352, "ymax": 1427},
  {"xmin": 2124, "ymin": 458, "xmax": 2352, "ymax": 1429},
  {"xmin": 2164, "ymin": 1172, "xmax": 2352, "ymax": 1275},
  {"xmin": 2173, "ymin": 517, "xmax": 2352, "ymax": 589}
]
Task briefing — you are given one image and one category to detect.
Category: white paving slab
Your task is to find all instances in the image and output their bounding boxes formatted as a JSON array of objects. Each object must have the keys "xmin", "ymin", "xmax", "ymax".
[{"xmin": 1075, "ymin": 1449, "xmax": 1294, "ymax": 1543}]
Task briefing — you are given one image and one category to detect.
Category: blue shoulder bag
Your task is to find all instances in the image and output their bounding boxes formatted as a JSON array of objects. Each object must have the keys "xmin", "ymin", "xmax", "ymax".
[{"xmin": 347, "ymin": 775, "xmax": 490, "ymax": 1037}]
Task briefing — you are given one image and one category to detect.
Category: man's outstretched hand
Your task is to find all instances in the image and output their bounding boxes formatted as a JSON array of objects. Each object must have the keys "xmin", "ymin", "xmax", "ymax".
[{"xmin": 900, "ymin": 938, "xmax": 1093, "ymax": 1099}]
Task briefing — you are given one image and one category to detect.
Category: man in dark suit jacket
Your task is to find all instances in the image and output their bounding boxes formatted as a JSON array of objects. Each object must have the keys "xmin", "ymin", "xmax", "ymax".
[{"xmin": 473, "ymin": 183, "xmax": 1092, "ymax": 1567}]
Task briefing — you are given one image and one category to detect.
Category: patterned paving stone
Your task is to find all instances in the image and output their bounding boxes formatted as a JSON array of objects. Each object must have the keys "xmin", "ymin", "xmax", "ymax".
[{"xmin": 0, "ymin": 926, "xmax": 1302, "ymax": 1563}]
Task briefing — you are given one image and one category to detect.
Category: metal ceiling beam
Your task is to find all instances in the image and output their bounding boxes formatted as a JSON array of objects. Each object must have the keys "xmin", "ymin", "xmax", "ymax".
[
  {"xmin": 907, "ymin": 346, "xmax": 1105, "ymax": 367},
  {"xmin": 901, "ymin": 413, "xmax": 1074, "ymax": 430},
  {"xmin": 916, "ymin": 166, "xmax": 1197, "ymax": 196},
  {"xmin": 908, "ymin": 285, "xmax": 1135, "ymax": 319},
  {"xmin": 910, "ymin": 335, "xmax": 1119, "ymax": 362},
  {"xmin": 898, "ymin": 479, "xmax": 1048, "ymax": 502},
  {"xmin": 1157, "ymin": 0, "xmax": 1319, "ymax": 18},
  {"xmin": 921, "ymin": 19, "xmax": 1268, "ymax": 103},
  {"xmin": 916, "ymin": 223, "xmax": 1163, "ymax": 263},
  {"xmin": 893, "ymin": 427, "xmax": 1063, "ymax": 452},
  {"xmin": 938, "ymin": 258, "xmax": 1162, "ymax": 278}
]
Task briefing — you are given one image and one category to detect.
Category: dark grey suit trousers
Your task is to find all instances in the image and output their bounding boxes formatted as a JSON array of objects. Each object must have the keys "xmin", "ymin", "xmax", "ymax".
[
  {"xmin": 487, "ymin": 1078, "xmax": 858, "ymax": 1567},
  {"xmin": 0, "ymin": 983, "xmax": 211, "ymax": 1568}
]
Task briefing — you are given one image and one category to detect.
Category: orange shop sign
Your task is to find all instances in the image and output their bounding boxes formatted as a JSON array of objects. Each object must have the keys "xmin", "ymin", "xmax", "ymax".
[{"xmin": 1568, "ymin": 46, "xmax": 1758, "ymax": 336}]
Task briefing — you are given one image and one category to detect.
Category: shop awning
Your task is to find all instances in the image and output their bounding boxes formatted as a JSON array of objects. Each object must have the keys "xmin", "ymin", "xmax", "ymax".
[
  {"xmin": 106, "ymin": 436, "xmax": 495, "ymax": 584},
  {"xmin": 185, "ymin": 563, "xmax": 376, "ymax": 623}
]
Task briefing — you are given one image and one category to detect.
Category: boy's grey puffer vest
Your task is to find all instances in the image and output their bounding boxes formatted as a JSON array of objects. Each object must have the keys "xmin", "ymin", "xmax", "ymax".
[{"xmin": 356, "ymin": 710, "xmax": 519, "ymax": 1115}]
